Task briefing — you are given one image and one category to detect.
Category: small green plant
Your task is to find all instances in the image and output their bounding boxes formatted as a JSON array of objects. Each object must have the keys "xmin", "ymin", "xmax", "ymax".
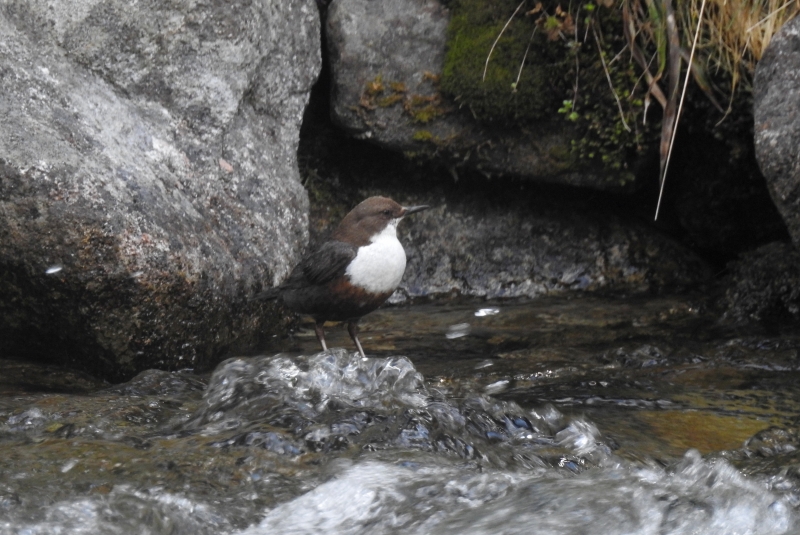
[{"xmin": 558, "ymin": 99, "xmax": 579, "ymax": 122}]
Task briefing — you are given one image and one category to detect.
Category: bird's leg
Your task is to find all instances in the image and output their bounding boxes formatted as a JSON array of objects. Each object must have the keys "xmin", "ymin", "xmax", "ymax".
[
  {"xmin": 314, "ymin": 320, "xmax": 328, "ymax": 352},
  {"xmin": 347, "ymin": 320, "xmax": 367, "ymax": 359}
]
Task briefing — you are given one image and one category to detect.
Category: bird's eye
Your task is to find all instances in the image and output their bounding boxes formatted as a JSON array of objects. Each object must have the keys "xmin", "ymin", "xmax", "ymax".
[{"xmin": 382, "ymin": 210, "xmax": 392, "ymax": 216}]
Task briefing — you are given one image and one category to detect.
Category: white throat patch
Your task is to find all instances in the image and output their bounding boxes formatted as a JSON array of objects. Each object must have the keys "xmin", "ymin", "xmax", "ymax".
[{"xmin": 345, "ymin": 218, "xmax": 407, "ymax": 293}]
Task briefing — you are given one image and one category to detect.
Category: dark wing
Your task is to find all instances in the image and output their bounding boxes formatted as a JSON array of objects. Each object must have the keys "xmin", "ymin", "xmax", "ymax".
[{"xmin": 284, "ymin": 240, "xmax": 357, "ymax": 288}]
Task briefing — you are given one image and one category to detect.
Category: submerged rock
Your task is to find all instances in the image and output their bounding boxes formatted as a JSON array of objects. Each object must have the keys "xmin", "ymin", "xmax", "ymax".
[{"xmin": 0, "ymin": 1, "xmax": 321, "ymax": 379}]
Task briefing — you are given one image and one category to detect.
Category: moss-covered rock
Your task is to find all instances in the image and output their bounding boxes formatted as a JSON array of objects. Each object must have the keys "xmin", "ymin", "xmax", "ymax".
[
  {"xmin": 327, "ymin": 0, "xmax": 640, "ymax": 190},
  {"xmin": 440, "ymin": 0, "xmax": 656, "ymax": 180},
  {"xmin": 441, "ymin": 0, "xmax": 558, "ymax": 122}
]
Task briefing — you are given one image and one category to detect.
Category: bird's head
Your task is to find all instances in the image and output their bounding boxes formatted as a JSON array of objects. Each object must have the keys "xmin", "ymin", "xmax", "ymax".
[{"xmin": 332, "ymin": 196, "xmax": 430, "ymax": 245}]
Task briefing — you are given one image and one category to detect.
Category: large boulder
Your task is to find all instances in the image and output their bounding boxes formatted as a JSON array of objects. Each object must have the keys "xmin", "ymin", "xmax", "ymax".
[
  {"xmin": 754, "ymin": 15, "xmax": 800, "ymax": 246},
  {"xmin": 326, "ymin": 0, "xmax": 614, "ymax": 189},
  {"xmin": 396, "ymin": 195, "xmax": 712, "ymax": 299},
  {"xmin": 0, "ymin": 0, "xmax": 321, "ymax": 380}
]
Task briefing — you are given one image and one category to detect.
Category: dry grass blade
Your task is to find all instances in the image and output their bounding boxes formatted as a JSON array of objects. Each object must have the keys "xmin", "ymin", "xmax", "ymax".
[
  {"xmin": 483, "ymin": 0, "xmax": 527, "ymax": 82},
  {"xmin": 679, "ymin": 48, "xmax": 725, "ymax": 113},
  {"xmin": 592, "ymin": 24, "xmax": 631, "ymax": 132},
  {"xmin": 514, "ymin": 27, "xmax": 538, "ymax": 90},
  {"xmin": 657, "ymin": 0, "xmax": 681, "ymax": 190},
  {"xmin": 623, "ymin": 2, "xmax": 668, "ymax": 108},
  {"xmin": 655, "ymin": 0, "xmax": 707, "ymax": 220},
  {"xmin": 680, "ymin": 0, "xmax": 800, "ymax": 96},
  {"xmin": 747, "ymin": 0, "xmax": 795, "ymax": 32}
]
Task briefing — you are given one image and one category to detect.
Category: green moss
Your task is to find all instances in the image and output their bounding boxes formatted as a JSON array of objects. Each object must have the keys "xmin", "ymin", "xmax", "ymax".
[
  {"xmin": 564, "ymin": 6, "xmax": 654, "ymax": 182},
  {"xmin": 441, "ymin": 0, "xmax": 561, "ymax": 122},
  {"xmin": 441, "ymin": 0, "xmax": 658, "ymax": 178},
  {"xmin": 412, "ymin": 130, "xmax": 434, "ymax": 142},
  {"xmin": 377, "ymin": 93, "xmax": 404, "ymax": 107},
  {"xmin": 365, "ymin": 74, "xmax": 385, "ymax": 96},
  {"xmin": 360, "ymin": 74, "xmax": 449, "ymax": 125},
  {"xmin": 546, "ymin": 143, "xmax": 576, "ymax": 172},
  {"xmin": 405, "ymin": 94, "xmax": 445, "ymax": 123},
  {"xmin": 412, "ymin": 107, "xmax": 439, "ymax": 123}
]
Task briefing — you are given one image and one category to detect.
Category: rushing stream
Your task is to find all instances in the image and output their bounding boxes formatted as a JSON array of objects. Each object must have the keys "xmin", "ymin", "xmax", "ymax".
[{"xmin": 2, "ymin": 294, "xmax": 800, "ymax": 534}]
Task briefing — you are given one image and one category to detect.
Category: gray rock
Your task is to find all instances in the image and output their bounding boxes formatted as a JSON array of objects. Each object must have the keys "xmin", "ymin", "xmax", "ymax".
[
  {"xmin": 723, "ymin": 242, "xmax": 800, "ymax": 324},
  {"xmin": 392, "ymin": 196, "xmax": 712, "ymax": 300},
  {"xmin": 754, "ymin": 16, "xmax": 800, "ymax": 246},
  {"xmin": 0, "ymin": 0, "xmax": 321, "ymax": 379},
  {"xmin": 326, "ymin": 0, "xmax": 609, "ymax": 189}
]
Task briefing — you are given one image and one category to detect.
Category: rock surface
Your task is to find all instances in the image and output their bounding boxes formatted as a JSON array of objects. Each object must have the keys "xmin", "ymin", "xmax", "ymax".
[
  {"xmin": 723, "ymin": 242, "xmax": 800, "ymax": 325},
  {"xmin": 754, "ymin": 15, "xmax": 800, "ymax": 246},
  {"xmin": 0, "ymin": 0, "xmax": 320, "ymax": 379},
  {"xmin": 298, "ymin": 103, "xmax": 714, "ymax": 301},
  {"xmin": 326, "ymin": 0, "xmax": 610, "ymax": 189},
  {"xmin": 394, "ymin": 196, "xmax": 712, "ymax": 300}
]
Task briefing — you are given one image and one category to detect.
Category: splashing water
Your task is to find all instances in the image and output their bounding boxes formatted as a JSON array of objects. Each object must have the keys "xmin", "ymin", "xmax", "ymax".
[{"xmin": 2, "ymin": 295, "xmax": 800, "ymax": 534}]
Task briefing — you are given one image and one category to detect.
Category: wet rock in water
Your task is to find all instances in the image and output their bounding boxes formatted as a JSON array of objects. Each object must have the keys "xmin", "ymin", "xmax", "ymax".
[
  {"xmin": 754, "ymin": 15, "xmax": 800, "ymax": 247},
  {"xmin": 182, "ymin": 350, "xmax": 611, "ymax": 471},
  {"xmin": 187, "ymin": 350, "xmax": 429, "ymax": 431},
  {"xmin": 395, "ymin": 196, "xmax": 712, "ymax": 299},
  {"xmin": 744, "ymin": 427, "xmax": 800, "ymax": 458},
  {"xmin": 103, "ymin": 369, "xmax": 207, "ymax": 398},
  {"xmin": 722, "ymin": 242, "xmax": 800, "ymax": 325},
  {"xmin": 0, "ymin": 0, "xmax": 321, "ymax": 379},
  {"xmin": 0, "ymin": 358, "xmax": 108, "ymax": 395},
  {"xmin": 326, "ymin": 0, "xmax": 612, "ymax": 189}
]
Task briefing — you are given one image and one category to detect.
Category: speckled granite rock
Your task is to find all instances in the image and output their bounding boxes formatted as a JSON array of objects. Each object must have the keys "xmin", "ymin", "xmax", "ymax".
[
  {"xmin": 392, "ymin": 195, "xmax": 713, "ymax": 300},
  {"xmin": 754, "ymin": 15, "xmax": 800, "ymax": 247},
  {"xmin": 722, "ymin": 242, "xmax": 800, "ymax": 325},
  {"xmin": 0, "ymin": 0, "xmax": 320, "ymax": 379}
]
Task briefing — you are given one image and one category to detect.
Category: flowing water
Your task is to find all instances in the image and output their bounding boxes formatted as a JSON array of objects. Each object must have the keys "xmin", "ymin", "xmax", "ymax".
[{"xmin": 2, "ymin": 294, "xmax": 800, "ymax": 534}]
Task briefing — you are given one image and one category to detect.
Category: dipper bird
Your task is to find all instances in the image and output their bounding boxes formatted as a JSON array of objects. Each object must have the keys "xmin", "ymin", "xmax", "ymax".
[{"xmin": 263, "ymin": 196, "xmax": 429, "ymax": 358}]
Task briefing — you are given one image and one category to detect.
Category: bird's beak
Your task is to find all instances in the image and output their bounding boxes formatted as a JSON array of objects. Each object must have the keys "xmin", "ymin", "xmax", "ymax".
[{"xmin": 402, "ymin": 205, "xmax": 430, "ymax": 216}]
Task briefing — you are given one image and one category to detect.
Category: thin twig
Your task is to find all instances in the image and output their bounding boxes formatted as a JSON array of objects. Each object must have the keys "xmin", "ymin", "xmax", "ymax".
[
  {"xmin": 609, "ymin": 43, "xmax": 630, "ymax": 65},
  {"xmin": 573, "ymin": 3, "xmax": 580, "ymax": 109},
  {"xmin": 637, "ymin": 52, "xmax": 660, "ymax": 125},
  {"xmin": 573, "ymin": 52, "xmax": 580, "ymax": 112},
  {"xmin": 484, "ymin": 0, "xmax": 527, "ymax": 81},
  {"xmin": 514, "ymin": 26, "xmax": 538, "ymax": 90},
  {"xmin": 592, "ymin": 23, "xmax": 631, "ymax": 132},
  {"xmin": 655, "ymin": 0, "xmax": 707, "ymax": 220},
  {"xmin": 660, "ymin": 0, "xmax": 682, "ymax": 187}
]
